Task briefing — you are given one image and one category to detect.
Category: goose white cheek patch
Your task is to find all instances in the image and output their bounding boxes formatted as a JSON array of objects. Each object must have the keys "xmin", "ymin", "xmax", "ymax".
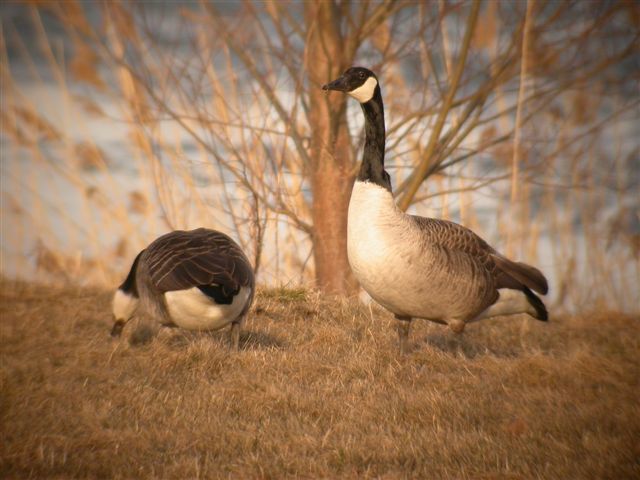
[
  {"xmin": 112, "ymin": 289, "xmax": 138, "ymax": 320},
  {"xmin": 348, "ymin": 76, "xmax": 378, "ymax": 103}
]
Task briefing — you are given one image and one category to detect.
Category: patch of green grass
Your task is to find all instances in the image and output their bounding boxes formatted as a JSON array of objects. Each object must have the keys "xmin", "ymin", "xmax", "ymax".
[{"xmin": 258, "ymin": 286, "xmax": 309, "ymax": 303}]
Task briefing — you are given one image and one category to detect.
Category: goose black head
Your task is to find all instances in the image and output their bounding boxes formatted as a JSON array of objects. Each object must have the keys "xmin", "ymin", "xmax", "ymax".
[
  {"xmin": 322, "ymin": 67, "xmax": 379, "ymax": 104},
  {"xmin": 111, "ymin": 249, "xmax": 143, "ymax": 337},
  {"xmin": 111, "ymin": 287, "xmax": 138, "ymax": 337}
]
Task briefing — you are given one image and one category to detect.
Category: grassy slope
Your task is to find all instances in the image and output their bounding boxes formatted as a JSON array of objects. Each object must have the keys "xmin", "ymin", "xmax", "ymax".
[{"xmin": 0, "ymin": 281, "xmax": 638, "ymax": 479}]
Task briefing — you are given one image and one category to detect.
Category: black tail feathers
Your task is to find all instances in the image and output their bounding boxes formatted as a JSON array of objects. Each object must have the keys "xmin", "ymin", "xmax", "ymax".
[
  {"xmin": 523, "ymin": 287, "xmax": 548, "ymax": 321},
  {"xmin": 491, "ymin": 253, "xmax": 549, "ymax": 295}
]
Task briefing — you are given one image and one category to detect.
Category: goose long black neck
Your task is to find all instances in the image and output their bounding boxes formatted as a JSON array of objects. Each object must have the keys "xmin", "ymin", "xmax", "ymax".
[
  {"xmin": 358, "ymin": 86, "xmax": 391, "ymax": 192},
  {"xmin": 118, "ymin": 249, "xmax": 144, "ymax": 297}
]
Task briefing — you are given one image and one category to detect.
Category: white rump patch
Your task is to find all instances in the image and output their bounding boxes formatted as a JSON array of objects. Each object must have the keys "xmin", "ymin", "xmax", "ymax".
[
  {"xmin": 475, "ymin": 289, "xmax": 536, "ymax": 320},
  {"xmin": 112, "ymin": 289, "xmax": 138, "ymax": 321},
  {"xmin": 164, "ymin": 286, "xmax": 252, "ymax": 331},
  {"xmin": 348, "ymin": 76, "xmax": 378, "ymax": 103}
]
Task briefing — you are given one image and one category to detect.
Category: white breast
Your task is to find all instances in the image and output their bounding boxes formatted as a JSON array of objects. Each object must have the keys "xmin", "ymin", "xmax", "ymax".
[
  {"xmin": 347, "ymin": 181, "xmax": 423, "ymax": 315},
  {"xmin": 164, "ymin": 286, "xmax": 252, "ymax": 331},
  {"xmin": 348, "ymin": 181, "xmax": 402, "ymax": 265}
]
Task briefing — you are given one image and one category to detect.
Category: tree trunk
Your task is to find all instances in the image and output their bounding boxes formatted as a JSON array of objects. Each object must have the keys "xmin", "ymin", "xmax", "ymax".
[{"xmin": 304, "ymin": 1, "xmax": 358, "ymax": 294}]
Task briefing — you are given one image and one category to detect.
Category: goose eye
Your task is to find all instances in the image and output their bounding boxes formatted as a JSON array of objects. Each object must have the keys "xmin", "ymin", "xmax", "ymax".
[{"xmin": 359, "ymin": 72, "xmax": 365, "ymax": 79}]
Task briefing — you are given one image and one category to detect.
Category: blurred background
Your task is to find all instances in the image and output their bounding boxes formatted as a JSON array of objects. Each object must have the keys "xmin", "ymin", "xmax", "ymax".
[{"xmin": 1, "ymin": 0, "xmax": 638, "ymax": 312}]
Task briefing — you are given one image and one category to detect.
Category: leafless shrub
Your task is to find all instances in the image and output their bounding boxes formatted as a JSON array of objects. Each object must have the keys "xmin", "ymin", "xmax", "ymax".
[{"xmin": 0, "ymin": 1, "xmax": 638, "ymax": 311}]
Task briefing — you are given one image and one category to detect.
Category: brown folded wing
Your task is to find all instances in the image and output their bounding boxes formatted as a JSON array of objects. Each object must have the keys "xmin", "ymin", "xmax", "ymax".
[
  {"xmin": 411, "ymin": 216, "xmax": 497, "ymax": 271},
  {"xmin": 143, "ymin": 228, "xmax": 254, "ymax": 299},
  {"xmin": 410, "ymin": 216, "xmax": 547, "ymax": 294}
]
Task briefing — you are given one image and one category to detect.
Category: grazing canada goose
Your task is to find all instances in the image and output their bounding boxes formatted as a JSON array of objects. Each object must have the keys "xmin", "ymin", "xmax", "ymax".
[
  {"xmin": 111, "ymin": 228, "xmax": 254, "ymax": 349},
  {"xmin": 323, "ymin": 67, "xmax": 548, "ymax": 354}
]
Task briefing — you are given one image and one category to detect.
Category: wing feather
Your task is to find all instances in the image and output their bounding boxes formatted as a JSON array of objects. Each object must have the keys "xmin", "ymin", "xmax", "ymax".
[
  {"xmin": 143, "ymin": 228, "xmax": 254, "ymax": 295},
  {"xmin": 410, "ymin": 216, "xmax": 547, "ymax": 295},
  {"xmin": 410, "ymin": 216, "xmax": 496, "ymax": 267}
]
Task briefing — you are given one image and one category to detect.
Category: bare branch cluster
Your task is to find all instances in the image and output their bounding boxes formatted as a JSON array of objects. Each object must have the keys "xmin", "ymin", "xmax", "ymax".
[{"xmin": 1, "ymin": 0, "xmax": 637, "ymax": 308}]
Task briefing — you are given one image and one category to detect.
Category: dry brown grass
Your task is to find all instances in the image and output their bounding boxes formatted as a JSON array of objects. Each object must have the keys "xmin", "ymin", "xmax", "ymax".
[{"xmin": 1, "ymin": 280, "xmax": 638, "ymax": 479}]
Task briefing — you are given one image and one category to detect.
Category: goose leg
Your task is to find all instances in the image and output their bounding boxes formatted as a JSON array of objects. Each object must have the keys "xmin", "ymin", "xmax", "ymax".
[
  {"xmin": 448, "ymin": 319, "xmax": 466, "ymax": 334},
  {"xmin": 395, "ymin": 315, "xmax": 412, "ymax": 354},
  {"xmin": 230, "ymin": 321, "xmax": 241, "ymax": 350}
]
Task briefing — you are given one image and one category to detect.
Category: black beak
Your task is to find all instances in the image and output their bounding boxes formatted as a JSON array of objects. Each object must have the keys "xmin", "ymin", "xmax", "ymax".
[
  {"xmin": 111, "ymin": 319, "xmax": 126, "ymax": 338},
  {"xmin": 322, "ymin": 75, "xmax": 348, "ymax": 92}
]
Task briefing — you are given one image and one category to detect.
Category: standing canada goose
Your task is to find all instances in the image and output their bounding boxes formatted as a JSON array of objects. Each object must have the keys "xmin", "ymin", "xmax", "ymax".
[
  {"xmin": 323, "ymin": 67, "xmax": 548, "ymax": 354},
  {"xmin": 111, "ymin": 228, "xmax": 254, "ymax": 349}
]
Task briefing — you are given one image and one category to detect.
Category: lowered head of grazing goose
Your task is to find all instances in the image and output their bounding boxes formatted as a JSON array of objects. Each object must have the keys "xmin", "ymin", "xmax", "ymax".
[
  {"xmin": 323, "ymin": 67, "xmax": 548, "ymax": 354},
  {"xmin": 111, "ymin": 228, "xmax": 255, "ymax": 349}
]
